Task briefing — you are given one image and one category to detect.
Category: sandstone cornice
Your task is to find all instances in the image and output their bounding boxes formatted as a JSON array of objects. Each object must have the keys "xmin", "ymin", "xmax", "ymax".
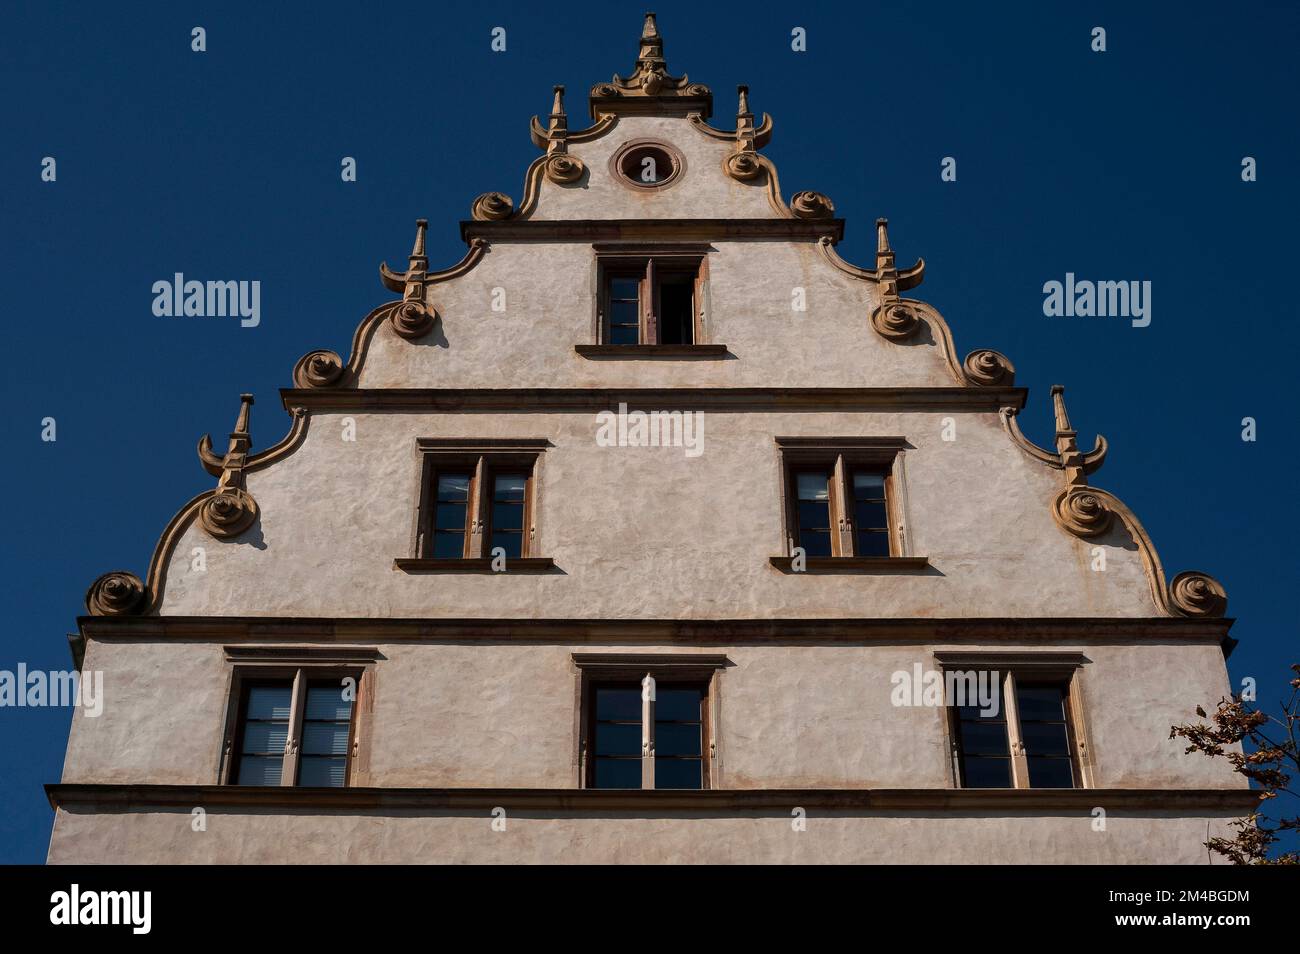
[{"xmin": 47, "ymin": 783, "xmax": 1260, "ymax": 814}]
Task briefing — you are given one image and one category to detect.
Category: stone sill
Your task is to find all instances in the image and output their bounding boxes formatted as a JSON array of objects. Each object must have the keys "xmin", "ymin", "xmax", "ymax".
[
  {"xmin": 394, "ymin": 557, "xmax": 556, "ymax": 574},
  {"xmin": 46, "ymin": 783, "xmax": 1260, "ymax": 814},
  {"xmin": 769, "ymin": 556, "xmax": 931, "ymax": 573},
  {"xmin": 575, "ymin": 344, "xmax": 730, "ymax": 359}
]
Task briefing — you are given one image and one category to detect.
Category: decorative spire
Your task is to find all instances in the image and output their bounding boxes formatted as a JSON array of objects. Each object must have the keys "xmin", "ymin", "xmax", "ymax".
[
  {"xmin": 723, "ymin": 84, "xmax": 762, "ymax": 181},
  {"xmin": 196, "ymin": 393, "xmax": 260, "ymax": 538},
  {"xmin": 1050, "ymin": 385, "xmax": 1085, "ymax": 487},
  {"xmin": 408, "ymin": 218, "xmax": 428, "ymax": 272},
  {"xmin": 875, "ymin": 218, "xmax": 896, "ymax": 272},
  {"xmin": 591, "ymin": 13, "xmax": 711, "ymax": 118}
]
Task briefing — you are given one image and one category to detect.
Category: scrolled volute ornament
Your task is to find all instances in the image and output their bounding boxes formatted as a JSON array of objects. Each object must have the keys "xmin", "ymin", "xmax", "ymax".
[
  {"xmin": 199, "ymin": 488, "xmax": 259, "ymax": 539},
  {"xmin": 545, "ymin": 154, "xmax": 585, "ymax": 184},
  {"xmin": 471, "ymin": 192, "xmax": 514, "ymax": 221},
  {"xmin": 686, "ymin": 83, "xmax": 711, "ymax": 97},
  {"xmin": 962, "ymin": 349, "xmax": 1016, "ymax": 387},
  {"xmin": 292, "ymin": 349, "xmax": 345, "ymax": 388},
  {"xmin": 790, "ymin": 191, "xmax": 835, "ymax": 219},
  {"xmin": 1168, "ymin": 571, "xmax": 1227, "ymax": 618},
  {"xmin": 85, "ymin": 571, "xmax": 147, "ymax": 617},
  {"xmin": 592, "ymin": 83, "xmax": 618, "ymax": 98},
  {"xmin": 389, "ymin": 300, "xmax": 436, "ymax": 340},
  {"xmin": 870, "ymin": 301, "xmax": 922, "ymax": 342},
  {"xmin": 1053, "ymin": 488, "xmax": 1114, "ymax": 538},
  {"xmin": 724, "ymin": 152, "xmax": 763, "ymax": 181}
]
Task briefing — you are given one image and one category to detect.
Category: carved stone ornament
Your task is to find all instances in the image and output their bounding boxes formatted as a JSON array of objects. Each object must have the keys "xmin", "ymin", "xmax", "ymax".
[
  {"xmin": 292, "ymin": 349, "xmax": 345, "ymax": 388},
  {"xmin": 545, "ymin": 153, "xmax": 585, "ymax": 184},
  {"xmin": 1168, "ymin": 571, "xmax": 1228, "ymax": 618},
  {"xmin": 790, "ymin": 191, "xmax": 835, "ymax": 219},
  {"xmin": 592, "ymin": 83, "xmax": 618, "ymax": 98},
  {"xmin": 1053, "ymin": 487, "xmax": 1114, "ymax": 538},
  {"xmin": 471, "ymin": 192, "xmax": 514, "ymax": 221},
  {"xmin": 962, "ymin": 349, "xmax": 1016, "ymax": 387},
  {"xmin": 871, "ymin": 302, "xmax": 922, "ymax": 341},
  {"xmin": 390, "ymin": 300, "xmax": 436, "ymax": 340},
  {"xmin": 199, "ymin": 488, "xmax": 260, "ymax": 539},
  {"xmin": 686, "ymin": 83, "xmax": 711, "ymax": 97},
  {"xmin": 196, "ymin": 393, "xmax": 260, "ymax": 540},
  {"xmin": 724, "ymin": 152, "xmax": 762, "ymax": 181},
  {"xmin": 85, "ymin": 570, "xmax": 147, "ymax": 617}
]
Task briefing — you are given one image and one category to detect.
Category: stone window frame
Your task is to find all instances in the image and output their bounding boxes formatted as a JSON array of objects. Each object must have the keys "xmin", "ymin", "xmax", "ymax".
[
  {"xmin": 933, "ymin": 651, "xmax": 1094, "ymax": 791},
  {"xmin": 572, "ymin": 654, "xmax": 731, "ymax": 790},
  {"xmin": 217, "ymin": 646, "xmax": 380, "ymax": 787},
  {"xmin": 577, "ymin": 243, "xmax": 727, "ymax": 358},
  {"xmin": 395, "ymin": 438, "xmax": 555, "ymax": 573},
  {"xmin": 770, "ymin": 437, "xmax": 927, "ymax": 570}
]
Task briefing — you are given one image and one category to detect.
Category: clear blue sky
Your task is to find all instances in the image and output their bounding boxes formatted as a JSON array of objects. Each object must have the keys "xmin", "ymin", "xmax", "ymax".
[{"xmin": 1, "ymin": 2, "xmax": 1296, "ymax": 863}]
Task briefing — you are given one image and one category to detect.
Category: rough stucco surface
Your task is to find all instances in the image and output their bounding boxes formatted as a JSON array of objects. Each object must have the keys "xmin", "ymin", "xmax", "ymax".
[
  {"xmin": 53, "ymin": 104, "xmax": 1244, "ymax": 864},
  {"xmin": 60, "ymin": 640, "xmax": 1238, "ymax": 790},
  {"xmin": 47, "ymin": 807, "xmax": 1243, "ymax": 865},
  {"xmin": 156, "ymin": 407, "xmax": 1160, "ymax": 619}
]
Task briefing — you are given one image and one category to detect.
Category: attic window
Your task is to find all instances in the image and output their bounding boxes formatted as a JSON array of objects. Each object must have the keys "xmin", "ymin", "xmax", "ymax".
[{"xmin": 611, "ymin": 140, "xmax": 684, "ymax": 190}]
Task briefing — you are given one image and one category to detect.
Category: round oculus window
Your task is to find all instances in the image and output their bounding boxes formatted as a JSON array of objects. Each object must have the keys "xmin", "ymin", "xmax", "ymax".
[{"xmin": 611, "ymin": 140, "xmax": 684, "ymax": 190}]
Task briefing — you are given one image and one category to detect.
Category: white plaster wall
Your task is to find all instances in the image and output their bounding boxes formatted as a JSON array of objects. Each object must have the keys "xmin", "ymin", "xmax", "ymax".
[
  {"xmin": 46, "ymin": 806, "xmax": 1245, "ymax": 864},
  {"xmin": 359, "ymin": 240, "xmax": 954, "ymax": 391},
  {"xmin": 157, "ymin": 407, "xmax": 1159, "ymax": 619},
  {"xmin": 61, "ymin": 639, "xmax": 1239, "ymax": 790},
  {"xmin": 527, "ymin": 115, "xmax": 781, "ymax": 221}
]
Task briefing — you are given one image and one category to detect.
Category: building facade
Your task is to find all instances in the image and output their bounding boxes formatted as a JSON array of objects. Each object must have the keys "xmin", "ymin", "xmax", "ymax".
[{"xmin": 48, "ymin": 15, "xmax": 1252, "ymax": 864}]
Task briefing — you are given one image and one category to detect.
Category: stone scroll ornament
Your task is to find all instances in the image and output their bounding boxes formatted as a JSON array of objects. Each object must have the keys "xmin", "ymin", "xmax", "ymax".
[
  {"xmin": 85, "ymin": 570, "xmax": 147, "ymax": 616},
  {"xmin": 534, "ymin": 86, "xmax": 587, "ymax": 185},
  {"xmin": 196, "ymin": 393, "xmax": 260, "ymax": 539},
  {"xmin": 381, "ymin": 219, "xmax": 437, "ymax": 340}
]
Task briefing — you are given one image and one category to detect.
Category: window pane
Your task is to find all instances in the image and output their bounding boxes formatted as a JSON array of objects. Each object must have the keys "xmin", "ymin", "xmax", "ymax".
[
  {"xmin": 655, "ymin": 688, "xmax": 702, "ymax": 722},
  {"xmin": 853, "ymin": 472, "xmax": 885, "ymax": 497},
  {"xmin": 958, "ymin": 720, "xmax": 1010, "ymax": 756},
  {"xmin": 610, "ymin": 278, "xmax": 639, "ymax": 300},
  {"xmin": 796, "ymin": 472, "xmax": 830, "ymax": 500},
  {"xmin": 490, "ymin": 533, "xmax": 523, "ymax": 559},
  {"xmin": 491, "ymin": 502, "xmax": 524, "ymax": 531},
  {"xmin": 962, "ymin": 757, "xmax": 1012, "ymax": 788},
  {"xmin": 1020, "ymin": 721, "xmax": 1069, "ymax": 756},
  {"xmin": 432, "ymin": 533, "xmax": 464, "ymax": 558},
  {"xmin": 655, "ymin": 722, "xmax": 701, "ymax": 758},
  {"xmin": 1027, "ymin": 758, "xmax": 1074, "ymax": 789},
  {"xmin": 304, "ymin": 685, "xmax": 351, "ymax": 720},
  {"xmin": 302, "ymin": 722, "xmax": 350, "ymax": 756},
  {"xmin": 436, "ymin": 474, "xmax": 469, "ymax": 501},
  {"xmin": 493, "ymin": 474, "xmax": 527, "ymax": 501},
  {"xmin": 1016, "ymin": 686, "xmax": 1066, "ymax": 722},
  {"xmin": 434, "ymin": 502, "xmax": 466, "ymax": 532},
  {"xmin": 610, "ymin": 300, "xmax": 639, "ymax": 321},
  {"xmin": 654, "ymin": 759, "xmax": 702, "ymax": 790},
  {"xmin": 245, "ymin": 685, "xmax": 292, "ymax": 721},
  {"xmin": 240, "ymin": 721, "xmax": 288, "ymax": 754},
  {"xmin": 594, "ymin": 759, "xmax": 642, "ymax": 789},
  {"xmin": 610, "ymin": 325, "xmax": 639, "ymax": 345},
  {"xmin": 856, "ymin": 530, "xmax": 890, "ymax": 557},
  {"xmin": 854, "ymin": 501, "xmax": 888, "ymax": 530},
  {"xmin": 235, "ymin": 755, "xmax": 284, "ymax": 786},
  {"xmin": 595, "ymin": 687, "xmax": 642, "ymax": 721},
  {"xmin": 298, "ymin": 756, "xmax": 348, "ymax": 787},
  {"xmin": 799, "ymin": 531, "xmax": 832, "ymax": 557},
  {"xmin": 595, "ymin": 722, "xmax": 642, "ymax": 757}
]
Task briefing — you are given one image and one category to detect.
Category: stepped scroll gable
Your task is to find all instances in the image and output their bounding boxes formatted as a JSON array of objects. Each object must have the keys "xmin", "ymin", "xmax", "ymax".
[{"xmin": 52, "ymin": 14, "xmax": 1250, "ymax": 864}]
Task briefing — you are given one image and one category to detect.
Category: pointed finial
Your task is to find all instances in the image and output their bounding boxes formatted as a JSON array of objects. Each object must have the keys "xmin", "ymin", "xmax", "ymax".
[
  {"xmin": 642, "ymin": 11, "xmax": 659, "ymax": 39},
  {"xmin": 1051, "ymin": 385, "xmax": 1074, "ymax": 436},
  {"xmin": 737, "ymin": 85, "xmax": 751, "ymax": 118},
  {"xmin": 637, "ymin": 11, "xmax": 665, "ymax": 70},
  {"xmin": 233, "ymin": 393, "xmax": 254, "ymax": 438},
  {"xmin": 876, "ymin": 218, "xmax": 892, "ymax": 255},
  {"xmin": 551, "ymin": 85, "xmax": 566, "ymax": 117},
  {"xmin": 408, "ymin": 219, "xmax": 428, "ymax": 270}
]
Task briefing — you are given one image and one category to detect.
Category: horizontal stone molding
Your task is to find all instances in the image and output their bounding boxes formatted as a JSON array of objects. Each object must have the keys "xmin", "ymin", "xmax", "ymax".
[
  {"xmin": 46, "ymin": 783, "xmax": 1260, "ymax": 814},
  {"xmin": 280, "ymin": 387, "xmax": 1029, "ymax": 413},
  {"xmin": 459, "ymin": 217, "xmax": 845, "ymax": 243},
  {"xmin": 76, "ymin": 615, "xmax": 1234, "ymax": 645}
]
